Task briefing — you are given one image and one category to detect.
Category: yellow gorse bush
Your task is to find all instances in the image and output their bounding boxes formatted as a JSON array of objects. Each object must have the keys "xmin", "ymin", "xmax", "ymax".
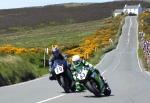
[
  {"xmin": 0, "ymin": 44, "xmax": 42, "ymax": 54},
  {"xmin": 65, "ymin": 16, "xmax": 122, "ymax": 60},
  {"xmin": 139, "ymin": 11, "xmax": 150, "ymax": 40}
]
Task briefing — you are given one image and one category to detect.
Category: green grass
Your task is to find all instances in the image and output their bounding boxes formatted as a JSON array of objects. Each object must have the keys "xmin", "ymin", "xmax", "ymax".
[
  {"xmin": 0, "ymin": 19, "xmax": 105, "ymax": 48},
  {"xmin": 0, "ymin": 54, "xmax": 38, "ymax": 86},
  {"xmin": 0, "ymin": 53, "xmax": 49, "ymax": 86},
  {"xmin": 138, "ymin": 47, "xmax": 150, "ymax": 71}
]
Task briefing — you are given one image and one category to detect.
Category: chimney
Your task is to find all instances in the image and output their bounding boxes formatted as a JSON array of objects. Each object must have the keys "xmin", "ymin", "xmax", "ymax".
[
  {"xmin": 138, "ymin": 3, "xmax": 141, "ymax": 7},
  {"xmin": 124, "ymin": 4, "xmax": 127, "ymax": 8}
]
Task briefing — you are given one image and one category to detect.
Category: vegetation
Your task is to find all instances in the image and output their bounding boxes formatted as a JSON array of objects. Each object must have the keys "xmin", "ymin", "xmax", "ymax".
[
  {"xmin": 138, "ymin": 47, "xmax": 148, "ymax": 70},
  {"xmin": 139, "ymin": 12, "xmax": 150, "ymax": 40},
  {"xmin": 138, "ymin": 11, "xmax": 150, "ymax": 71},
  {"xmin": 0, "ymin": 19, "xmax": 105, "ymax": 47},
  {"xmin": 65, "ymin": 16, "xmax": 124, "ymax": 62},
  {"xmin": 0, "ymin": 54, "xmax": 37, "ymax": 86}
]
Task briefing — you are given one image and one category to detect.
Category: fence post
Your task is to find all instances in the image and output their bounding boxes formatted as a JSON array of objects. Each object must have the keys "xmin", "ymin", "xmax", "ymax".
[
  {"xmin": 109, "ymin": 38, "xmax": 113, "ymax": 46},
  {"xmin": 85, "ymin": 53, "xmax": 89, "ymax": 60},
  {"xmin": 43, "ymin": 51, "xmax": 45, "ymax": 68},
  {"xmin": 95, "ymin": 47, "xmax": 97, "ymax": 52}
]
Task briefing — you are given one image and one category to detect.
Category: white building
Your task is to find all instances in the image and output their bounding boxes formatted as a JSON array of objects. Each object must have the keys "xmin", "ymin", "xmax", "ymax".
[
  {"xmin": 146, "ymin": 8, "xmax": 150, "ymax": 12},
  {"xmin": 113, "ymin": 9, "xmax": 123, "ymax": 17},
  {"xmin": 123, "ymin": 4, "xmax": 142, "ymax": 15}
]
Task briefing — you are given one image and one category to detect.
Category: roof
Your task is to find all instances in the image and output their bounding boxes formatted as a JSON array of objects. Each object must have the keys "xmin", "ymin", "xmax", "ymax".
[
  {"xmin": 114, "ymin": 9, "xmax": 123, "ymax": 13},
  {"xmin": 124, "ymin": 5, "xmax": 140, "ymax": 9}
]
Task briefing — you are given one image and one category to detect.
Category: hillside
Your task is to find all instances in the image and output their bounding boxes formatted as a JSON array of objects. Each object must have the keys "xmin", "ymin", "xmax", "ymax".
[{"xmin": 0, "ymin": 1, "xmax": 149, "ymax": 33}]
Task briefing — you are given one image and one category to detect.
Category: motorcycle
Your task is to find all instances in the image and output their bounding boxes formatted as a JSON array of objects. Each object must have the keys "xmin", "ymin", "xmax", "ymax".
[
  {"xmin": 52, "ymin": 60, "xmax": 76, "ymax": 93},
  {"xmin": 75, "ymin": 66, "xmax": 111, "ymax": 97}
]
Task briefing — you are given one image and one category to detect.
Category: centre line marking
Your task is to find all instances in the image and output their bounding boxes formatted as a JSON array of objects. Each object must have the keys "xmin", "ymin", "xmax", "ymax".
[
  {"xmin": 127, "ymin": 17, "xmax": 132, "ymax": 44},
  {"xmin": 36, "ymin": 94, "xmax": 66, "ymax": 103}
]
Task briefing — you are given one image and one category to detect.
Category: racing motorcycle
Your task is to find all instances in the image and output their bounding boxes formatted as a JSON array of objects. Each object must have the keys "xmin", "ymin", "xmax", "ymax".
[
  {"xmin": 75, "ymin": 66, "xmax": 111, "ymax": 97},
  {"xmin": 52, "ymin": 60, "xmax": 76, "ymax": 93}
]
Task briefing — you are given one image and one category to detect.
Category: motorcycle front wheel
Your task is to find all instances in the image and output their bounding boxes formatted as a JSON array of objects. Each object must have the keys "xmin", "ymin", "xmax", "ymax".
[
  {"xmin": 85, "ymin": 79, "xmax": 101, "ymax": 97},
  {"xmin": 58, "ymin": 76, "xmax": 70, "ymax": 93}
]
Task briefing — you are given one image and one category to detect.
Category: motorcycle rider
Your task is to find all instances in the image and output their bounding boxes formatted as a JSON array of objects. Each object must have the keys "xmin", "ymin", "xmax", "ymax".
[
  {"xmin": 49, "ymin": 46, "xmax": 67, "ymax": 80},
  {"xmin": 71, "ymin": 55, "xmax": 106, "ymax": 90},
  {"xmin": 71, "ymin": 55, "xmax": 100, "ymax": 75}
]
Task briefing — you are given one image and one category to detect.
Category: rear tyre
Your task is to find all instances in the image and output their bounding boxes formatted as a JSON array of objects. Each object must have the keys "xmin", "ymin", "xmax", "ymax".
[
  {"xmin": 104, "ymin": 87, "xmax": 111, "ymax": 96},
  {"xmin": 70, "ymin": 85, "xmax": 76, "ymax": 92}
]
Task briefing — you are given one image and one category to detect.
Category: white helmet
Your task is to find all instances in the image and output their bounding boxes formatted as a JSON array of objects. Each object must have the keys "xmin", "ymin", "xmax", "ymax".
[
  {"xmin": 72, "ymin": 55, "xmax": 81, "ymax": 66},
  {"xmin": 72, "ymin": 55, "xmax": 80, "ymax": 61}
]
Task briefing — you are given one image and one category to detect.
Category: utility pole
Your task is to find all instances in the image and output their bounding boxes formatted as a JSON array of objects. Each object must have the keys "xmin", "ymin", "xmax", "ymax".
[{"xmin": 43, "ymin": 48, "xmax": 49, "ymax": 68}]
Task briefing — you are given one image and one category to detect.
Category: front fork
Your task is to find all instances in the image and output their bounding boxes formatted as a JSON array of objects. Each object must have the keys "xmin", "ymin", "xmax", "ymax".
[{"xmin": 91, "ymin": 70, "xmax": 105, "ymax": 93}]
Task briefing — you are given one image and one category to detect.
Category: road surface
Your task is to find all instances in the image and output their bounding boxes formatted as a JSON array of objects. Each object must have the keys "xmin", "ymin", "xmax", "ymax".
[{"xmin": 0, "ymin": 16, "xmax": 150, "ymax": 103}]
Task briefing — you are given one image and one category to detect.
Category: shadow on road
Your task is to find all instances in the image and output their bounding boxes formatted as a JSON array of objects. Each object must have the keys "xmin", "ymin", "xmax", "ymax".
[
  {"xmin": 61, "ymin": 90, "xmax": 86, "ymax": 94},
  {"xmin": 84, "ymin": 94, "xmax": 114, "ymax": 98}
]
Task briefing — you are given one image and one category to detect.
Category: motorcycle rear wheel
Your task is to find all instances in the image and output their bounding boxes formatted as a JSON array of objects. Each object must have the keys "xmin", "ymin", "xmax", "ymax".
[{"xmin": 104, "ymin": 86, "xmax": 111, "ymax": 96}]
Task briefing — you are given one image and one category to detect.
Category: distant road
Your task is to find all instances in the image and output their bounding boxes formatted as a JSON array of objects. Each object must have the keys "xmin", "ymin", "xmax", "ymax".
[{"xmin": 0, "ymin": 16, "xmax": 150, "ymax": 103}]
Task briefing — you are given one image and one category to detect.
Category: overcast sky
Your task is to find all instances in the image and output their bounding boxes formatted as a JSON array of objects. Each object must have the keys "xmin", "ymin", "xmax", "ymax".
[{"xmin": 0, "ymin": 0, "xmax": 113, "ymax": 9}]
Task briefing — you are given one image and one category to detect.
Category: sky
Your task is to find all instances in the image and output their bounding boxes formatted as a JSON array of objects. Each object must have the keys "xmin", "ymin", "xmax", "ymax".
[{"xmin": 0, "ymin": 0, "xmax": 113, "ymax": 9}]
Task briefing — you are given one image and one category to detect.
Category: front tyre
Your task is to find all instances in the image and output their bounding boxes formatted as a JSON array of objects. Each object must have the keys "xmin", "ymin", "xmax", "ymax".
[
  {"xmin": 59, "ymin": 76, "xmax": 70, "ymax": 93},
  {"xmin": 85, "ymin": 80, "xmax": 101, "ymax": 97}
]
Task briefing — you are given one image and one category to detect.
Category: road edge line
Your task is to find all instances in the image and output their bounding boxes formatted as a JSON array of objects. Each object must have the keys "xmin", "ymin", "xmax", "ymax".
[{"xmin": 136, "ymin": 17, "xmax": 143, "ymax": 72}]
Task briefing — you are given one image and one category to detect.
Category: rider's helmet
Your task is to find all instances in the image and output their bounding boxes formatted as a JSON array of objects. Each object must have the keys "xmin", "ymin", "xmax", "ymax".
[
  {"xmin": 72, "ymin": 55, "xmax": 81, "ymax": 66},
  {"xmin": 51, "ymin": 46, "xmax": 60, "ymax": 57}
]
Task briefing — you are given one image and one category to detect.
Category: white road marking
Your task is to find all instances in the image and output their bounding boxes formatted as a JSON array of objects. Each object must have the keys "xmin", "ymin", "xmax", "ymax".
[
  {"xmin": 145, "ymin": 71, "xmax": 150, "ymax": 76},
  {"xmin": 111, "ymin": 52, "xmax": 121, "ymax": 72},
  {"xmin": 137, "ymin": 54, "xmax": 143, "ymax": 72},
  {"xmin": 101, "ymin": 52, "xmax": 121, "ymax": 76},
  {"xmin": 127, "ymin": 18, "xmax": 132, "ymax": 44},
  {"xmin": 137, "ymin": 40, "xmax": 143, "ymax": 72},
  {"xmin": 36, "ymin": 94, "xmax": 66, "ymax": 103}
]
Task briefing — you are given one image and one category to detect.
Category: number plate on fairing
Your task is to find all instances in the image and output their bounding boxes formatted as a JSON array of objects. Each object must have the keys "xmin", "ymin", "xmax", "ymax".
[
  {"xmin": 77, "ymin": 69, "xmax": 88, "ymax": 80},
  {"xmin": 54, "ymin": 65, "xmax": 64, "ymax": 74}
]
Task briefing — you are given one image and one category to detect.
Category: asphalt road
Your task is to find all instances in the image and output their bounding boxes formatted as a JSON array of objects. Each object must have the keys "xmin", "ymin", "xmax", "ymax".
[{"xmin": 0, "ymin": 16, "xmax": 150, "ymax": 103}]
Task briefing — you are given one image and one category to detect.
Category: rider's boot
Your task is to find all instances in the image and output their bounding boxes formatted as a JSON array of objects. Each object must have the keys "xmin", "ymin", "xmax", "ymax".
[{"xmin": 49, "ymin": 72, "xmax": 56, "ymax": 80}]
